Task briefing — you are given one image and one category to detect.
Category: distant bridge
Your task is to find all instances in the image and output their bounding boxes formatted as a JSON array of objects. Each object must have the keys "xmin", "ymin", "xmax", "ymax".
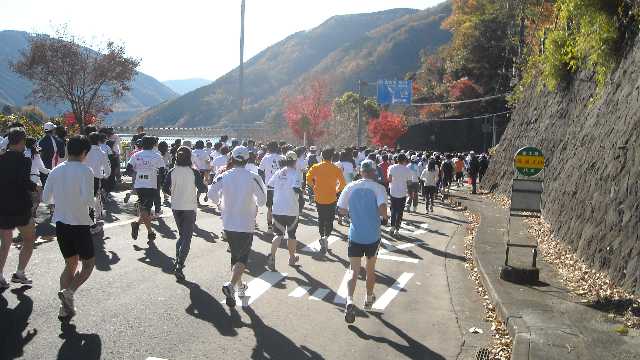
[{"xmin": 112, "ymin": 123, "xmax": 266, "ymax": 140}]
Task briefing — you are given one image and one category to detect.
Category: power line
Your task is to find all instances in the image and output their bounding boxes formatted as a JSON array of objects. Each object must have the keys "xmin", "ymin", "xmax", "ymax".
[
  {"xmin": 410, "ymin": 110, "xmax": 512, "ymax": 122},
  {"xmin": 410, "ymin": 93, "xmax": 509, "ymax": 107}
]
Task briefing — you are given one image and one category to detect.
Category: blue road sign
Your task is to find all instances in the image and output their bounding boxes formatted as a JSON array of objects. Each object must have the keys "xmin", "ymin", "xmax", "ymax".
[{"xmin": 377, "ymin": 80, "xmax": 413, "ymax": 105}]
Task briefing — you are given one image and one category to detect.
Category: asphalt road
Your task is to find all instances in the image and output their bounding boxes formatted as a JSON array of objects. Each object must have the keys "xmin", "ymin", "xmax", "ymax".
[{"xmin": 1, "ymin": 188, "xmax": 490, "ymax": 360}]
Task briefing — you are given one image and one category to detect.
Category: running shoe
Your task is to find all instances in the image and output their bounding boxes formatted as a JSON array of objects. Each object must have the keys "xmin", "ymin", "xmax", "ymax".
[
  {"xmin": 131, "ymin": 222, "xmax": 140, "ymax": 240},
  {"xmin": 58, "ymin": 305, "xmax": 69, "ymax": 320},
  {"xmin": 237, "ymin": 282, "xmax": 248, "ymax": 298},
  {"xmin": 364, "ymin": 294, "xmax": 376, "ymax": 311},
  {"xmin": 148, "ymin": 232, "xmax": 156, "ymax": 242},
  {"xmin": 0, "ymin": 277, "xmax": 9, "ymax": 290},
  {"xmin": 11, "ymin": 272, "xmax": 32, "ymax": 285},
  {"xmin": 222, "ymin": 282, "xmax": 236, "ymax": 307},
  {"xmin": 266, "ymin": 254, "xmax": 276, "ymax": 271},
  {"xmin": 58, "ymin": 289, "xmax": 76, "ymax": 318},
  {"xmin": 203, "ymin": 195, "xmax": 208, "ymax": 203},
  {"xmin": 288, "ymin": 255, "xmax": 300, "ymax": 267},
  {"xmin": 345, "ymin": 302, "xmax": 356, "ymax": 324}
]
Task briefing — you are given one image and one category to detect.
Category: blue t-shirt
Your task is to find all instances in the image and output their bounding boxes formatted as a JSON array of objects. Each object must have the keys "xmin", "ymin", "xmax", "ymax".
[{"xmin": 337, "ymin": 179, "xmax": 387, "ymax": 245}]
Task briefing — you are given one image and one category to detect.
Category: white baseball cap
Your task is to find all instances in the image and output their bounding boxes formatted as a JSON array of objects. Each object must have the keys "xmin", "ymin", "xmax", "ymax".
[
  {"xmin": 231, "ymin": 146, "xmax": 250, "ymax": 161},
  {"xmin": 44, "ymin": 122, "xmax": 56, "ymax": 132},
  {"xmin": 285, "ymin": 151, "xmax": 297, "ymax": 161}
]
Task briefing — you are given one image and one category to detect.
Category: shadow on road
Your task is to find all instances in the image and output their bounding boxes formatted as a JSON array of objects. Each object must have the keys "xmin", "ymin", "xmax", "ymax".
[
  {"xmin": 243, "ymin": 307, "xmax": 324, "ymax": 359},
  {"xmin": 0, "ymin": 289, "xmax": 37, "ymax": 359},
  {"xmin": 93, "ymin": 236, "xmax": 120, "ymax": 271},
  {"xmin": 177, "ymin": 278, "xmax": 239, "ymax": 337},
  {"xmin": 348, "ymin": 313, "xmax": 446, "ymax": 360},
  {"xmin": 151, "ymin": 218, "xmax": 177, "ymax": 240},
  {"xmin": 57, "ymin": 322, "xmax": 101, "ymax": 360},
  {"xmin": 135, "ymin": 241, "xmax": 175, "ymax": 275}
]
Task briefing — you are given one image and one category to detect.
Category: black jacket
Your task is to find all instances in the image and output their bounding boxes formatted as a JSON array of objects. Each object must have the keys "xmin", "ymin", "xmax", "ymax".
[
  {"xmin": 39, "ymin": 134, "xmax": 65, "ymax": 169},
  {"xmin": 0, "ymin": 151, "xmax": 36, "ymax": 216}
]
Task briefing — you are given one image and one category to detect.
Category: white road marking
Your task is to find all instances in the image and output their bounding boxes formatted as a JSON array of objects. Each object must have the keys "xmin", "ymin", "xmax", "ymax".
[
  {"xmin": 379, "ymin": 242, "xmax": 418, "ymax": 255},
  {"xmin": 146, "ymin": 358, "xmax": 168, "ymax": 360},
  {"xmin": 420, "ymin": 223, "xmax": 430, "ymax": 229},
  {"xmin": 373, "ymin": 272, "xmax": 414, "ymax": 311},
  {"xmin": 288, "ymin": 286, "xmax": 311, "ymax": 298},
  {"xmin": 302, "ymin": 235, "xmax": 340, "ymax": 252},
  {"xmin": 377, "ymin": 254, "xmax": 420, "ymax": 264},
  {"xmin": 237, "ymin": 271, "xmax": 287, "ymax": 306},
  {"xmin": 309, "ymin": 288, "xmax": 330, "ymax": 301},
  {"xmin": 333, "ymin": 271, "xmax": 352, "ymax": 304}
]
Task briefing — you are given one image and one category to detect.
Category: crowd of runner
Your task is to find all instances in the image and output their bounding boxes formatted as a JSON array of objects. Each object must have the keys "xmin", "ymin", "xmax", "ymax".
[{"xmin": 0, "ymin": 122, "xmax": 490, "ymax": 323}]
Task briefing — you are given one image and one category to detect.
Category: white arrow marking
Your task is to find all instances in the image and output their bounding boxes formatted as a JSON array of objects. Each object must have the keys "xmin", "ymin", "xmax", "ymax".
[{"xmin": 333, "ymin": 271, "xmax": 352, "ymax": 304}]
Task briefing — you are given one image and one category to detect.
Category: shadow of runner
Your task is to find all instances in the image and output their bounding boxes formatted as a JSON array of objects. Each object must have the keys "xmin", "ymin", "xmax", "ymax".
[
  {"xmin": 57, "ymin": 322, "xmax": 101, "ymax": 360},
  {"xmin": 135, "ymin": 241, "xmax": 175, "ymax": 275},
  {"xmin": 93, "ymin": 236, "xmax": 120, "ymax": 271},
  {"xmin": 176, "ymin": 278, "xmax": 239, "ymax": 337},
  {"xmin": 0, "ymin": 289, "xmax": 37, "ymax": 359},
  {"xmin": 193, "ymin": 224, "xmax": 217, "ymax": 243},
  {"xmin": 243, "ymin": 307, "xmax": 324, "ymax": 359},
  {"xmin": 151, "ymin": 218, "xmax": 177, "ymax": 240},
  {"xmin": 348, "ymin": 313, "xmax": 446, "ymax": 360}
]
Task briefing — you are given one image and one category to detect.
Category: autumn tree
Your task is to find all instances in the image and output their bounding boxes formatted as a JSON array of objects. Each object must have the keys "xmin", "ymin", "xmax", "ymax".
[
  {"xmin": 11, "ymin": 29, "xmax": 140, "ymax": 132},
  {"xmin": 283, "ymin": 78, "xmax": 332, "ymax": 144},
  {"xmin": 368, "ymin": 111, "xmax": 407, "ymax": 147},
  {"xmin": 327, "ymin": 91, "xmax": 380, "ymax": 147}
]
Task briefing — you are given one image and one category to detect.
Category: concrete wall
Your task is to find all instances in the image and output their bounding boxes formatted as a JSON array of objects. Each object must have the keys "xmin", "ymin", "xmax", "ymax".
[{"xmin": 483, "ymin": 38, "xmax": 640, "ymax": 294}]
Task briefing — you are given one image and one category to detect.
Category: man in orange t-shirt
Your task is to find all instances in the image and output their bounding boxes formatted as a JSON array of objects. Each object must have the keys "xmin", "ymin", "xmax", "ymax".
[{"xmin": 306, "ymin": 147, "xmax": 346, "ymax": 254}]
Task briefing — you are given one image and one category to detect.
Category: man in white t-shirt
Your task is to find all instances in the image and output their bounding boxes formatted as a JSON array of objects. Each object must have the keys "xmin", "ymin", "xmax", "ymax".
[
  {"xmin": 126, "ymin": 136, "xmax": 165, "ymax": 242},
  {"xmin": 207, "ymin": 146, "xmax": 266, "ymax": 308},
  {"xmin": 191, "ymin": 140, "xmax": 211, "ymax": 204},
  {"xmin": 266, "ymin": 151, "xmax": 302, "ymax": 271},
  {"xmin": 210, "ymin": 146, "xmax": 230, "ymax": 176},
  {"xmin": 387, "ymin": 153, "xmax": 412, "ymax": 236},
  {"xmin": 258, "ymin": 141, "xmax": 285, "ymax": 234}
]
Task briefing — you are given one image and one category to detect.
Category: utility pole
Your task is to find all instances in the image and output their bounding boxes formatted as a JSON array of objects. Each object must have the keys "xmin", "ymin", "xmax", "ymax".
[{"xmin": 239, "ymin": 0, "xmax": 246, "ymax": 124}]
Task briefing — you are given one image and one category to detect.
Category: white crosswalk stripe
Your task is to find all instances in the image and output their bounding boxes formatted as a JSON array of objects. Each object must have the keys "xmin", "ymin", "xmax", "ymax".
[
  {"xmin": 372, "ymin": 272, "xmax": 414, "ymax": 311},
  {"xmin": 288, "ymin": 286, "xmax": 311, "ymax": 298},
  {"xmin": 236, "ymin": 271, "xmax": 287, "ymax": 306},
  {"xmin": 309, "ymin": 288, "xmax": 330, "ymax": 301},
  {"xmin": 333, "ymin": 271, "xmax": 352, "ymax": 304},
  {"xmin": 377, "ymin": 254, "xmax": 419, "ymax": 263},
  {"xmin": 379, "ymin": 242, "xmax": 418, "ymax": 255}
]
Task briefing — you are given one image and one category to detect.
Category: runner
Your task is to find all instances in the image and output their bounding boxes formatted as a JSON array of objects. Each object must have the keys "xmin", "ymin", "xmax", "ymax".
[
  {"xmin": 266, "ymin": 151, "xmax": 302, "ymax": 271},
  {"xmin": 85, "ymin": 132, "xmax": 111, "ymax": 233},
  {"xmin": 24, "ymin": 137, "xmax": 50, "ymax": 221},
  {"xmin": 468, "ymin": 151, "xmax": 480, "ymax": 194},
  {"xmin": 162, "ymin": 146, "xmax": 207, "ymax": 280},
  {"xmin": 420, "ymin": 157, "xmax": 439, "ymax": 213},
  {"xmin": 305, "ymin": 146, "xmax": 319, "ymax": 203},
  {"xmin": 0, "ymin": 128, "xmax": 37, "ymax": 289},
  {"xmin": 305, "ymin": 148, "xmax": 347, "ymax": 253},
  {"xmin": 207, "ymin": 146, "xmax": 266, "ymax": 307},
  {"xmin": 258, "ymin": 141, "xmax": 284, "ymax": 235},
  {"xmin": 191, "ymin": 140, "xmax": 211, "ymax": 204},
  {"xmin": 454, "ymin": 154, "xmax": 465, "ymax": 187},
  {"xmin": 387, "ymin": 153, "xmax": 412, "ymax": 236},
  {"xmin": 42, "ymin": 135, "xmax": 96, "ymax": 320},
  {"xmin": 337, "ymin": 159, "xmax": 388, "ymax": 323},
  {"xmin": 126, "ymin": 136, "xmax": 166, "ymax": 242},
  {"xmin": 406, "ymin": 155, "xmax": 420, "ymax": 213}
]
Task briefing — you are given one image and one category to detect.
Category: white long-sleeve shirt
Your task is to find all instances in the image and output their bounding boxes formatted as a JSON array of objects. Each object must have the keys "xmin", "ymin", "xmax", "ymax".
[
  {"xmin": 26, "ymin": 152, "xmax": 50, "ymax": 186},
  {"xmin": 207, "ymin": 166, "xmax": 266, "ymax": 233},
  {"xmin": 84, "ymin": 145, "xmax": 111, "ymax": 179},
  {"xmin": 42, "ymin": 161, "xmax": 94, "ymax": 226}
]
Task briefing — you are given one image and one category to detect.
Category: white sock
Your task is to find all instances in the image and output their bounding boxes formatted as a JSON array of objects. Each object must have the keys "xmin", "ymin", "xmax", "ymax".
[{"xmin": 346, "ymin": 296, "xmax": 353, "ymax": 305}]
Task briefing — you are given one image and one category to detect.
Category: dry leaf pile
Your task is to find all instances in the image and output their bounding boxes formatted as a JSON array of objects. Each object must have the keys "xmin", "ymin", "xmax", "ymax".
[
  {"xmin": 463, "ymin": 211, "xmax": 513, "ymax": 359},
  {"xmin": 524, "ymin": 216, "xmax": 640, "ymax": 329}
]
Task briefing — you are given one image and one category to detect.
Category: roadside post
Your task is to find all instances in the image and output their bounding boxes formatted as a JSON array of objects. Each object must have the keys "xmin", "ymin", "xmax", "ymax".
[{"xmin": 500, "ymin": 146, "xmax": 545, "ymax": 284}]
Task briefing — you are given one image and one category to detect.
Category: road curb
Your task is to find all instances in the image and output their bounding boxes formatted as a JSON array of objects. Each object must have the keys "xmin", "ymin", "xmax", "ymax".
[{"xmin": 469, "ymin": 203, "xmax": 532, "ymax": 360}]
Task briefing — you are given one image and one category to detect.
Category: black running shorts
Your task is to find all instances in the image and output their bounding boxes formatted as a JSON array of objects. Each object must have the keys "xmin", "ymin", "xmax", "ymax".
[
  {"xmin": 348, "ymin": 241, "xmax": 380, "ymax": 259},
  {"xmin": 56, "ymin": 222, "xmax": 94, "ymax": 260},
  {"xmin": 272, "ymin": 214, "xmax": 298, "ymax": 239},
  {"xmin": 136, "ymin": 188, "xmax": 156, "ymax": 212},
  {"xmin": 0, "ymin": 213, "xmax": 32, "ymax": 230},
  {"xmin": 225, "ymin": 230, "xmax": 253, "ymax": 266},
  {"xmin": 266, "ymin": 190, "xmax": 274, "ymax": 208}
]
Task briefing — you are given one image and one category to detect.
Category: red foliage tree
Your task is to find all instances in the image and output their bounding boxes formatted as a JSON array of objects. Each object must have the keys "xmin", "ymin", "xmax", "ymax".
[
  {"xmin": 448, "ymin": 77, "xmax": 482, "ymax": 100},
  {"xmin": 283, "ymin": 78, "xmax": 332, "ymax": 144},
  {"xmin": 368, "ymin": 111, "xmax": 407, "ymax": 147}
]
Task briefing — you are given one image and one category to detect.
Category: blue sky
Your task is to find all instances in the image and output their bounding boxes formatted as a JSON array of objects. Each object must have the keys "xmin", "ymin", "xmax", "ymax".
[{"xmin": 0, "ymin": 0, "xmax": 445, "ymax": 81}]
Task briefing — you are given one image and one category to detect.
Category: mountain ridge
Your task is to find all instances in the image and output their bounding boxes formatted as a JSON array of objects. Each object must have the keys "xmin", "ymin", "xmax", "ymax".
[
  {"xmin": 0, "ymin": 30, "xmax": 177, "ymax": 124},
  {"xmin": 133, "ymin": 3, "xmax": 452, "ymax": 128}
]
